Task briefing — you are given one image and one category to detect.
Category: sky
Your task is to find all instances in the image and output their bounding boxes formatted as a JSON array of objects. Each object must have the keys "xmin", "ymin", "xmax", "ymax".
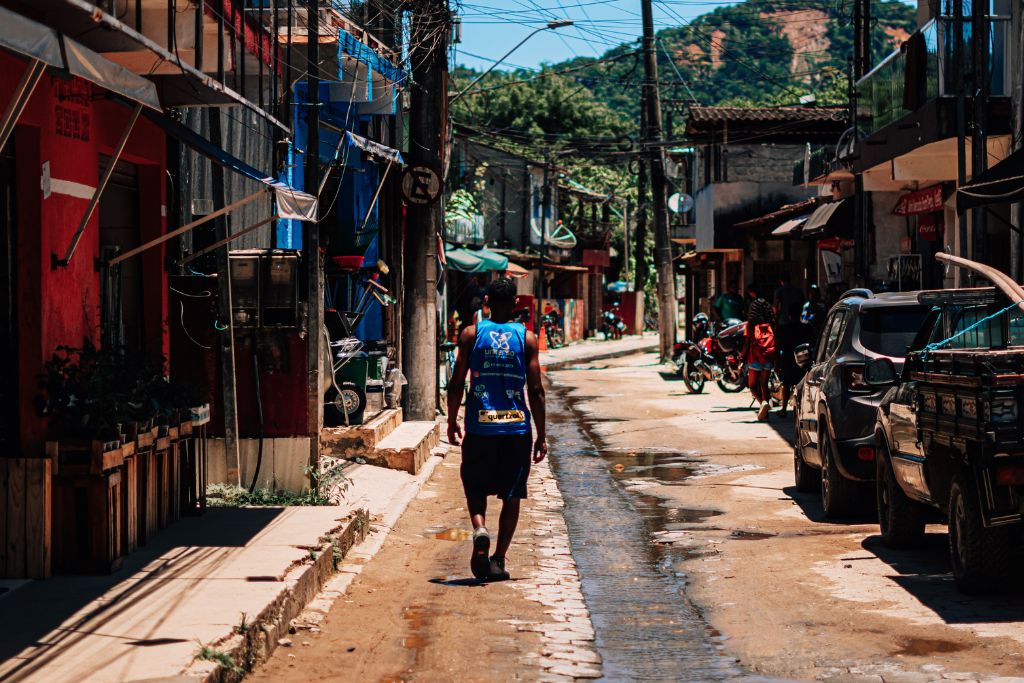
[{"xmin": 452, "ymin": 0, "xmax": 745, "ymax": 72}]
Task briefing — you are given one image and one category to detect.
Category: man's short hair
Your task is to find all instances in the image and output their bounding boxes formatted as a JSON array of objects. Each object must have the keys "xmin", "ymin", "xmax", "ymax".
[{"xmin": 487, "ymin": 277, "xmax": 517, "ymax": 307}]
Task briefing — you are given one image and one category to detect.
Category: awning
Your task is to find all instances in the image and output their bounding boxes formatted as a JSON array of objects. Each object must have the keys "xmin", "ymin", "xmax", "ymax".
[
  {"xmin": 62, "ymin": 36, "xmax": 161, "ymax": 111},
  {"xmin": 474, "ymin": 247, "xmax": 509, "ymax": 271},
  {"xmin": 505, "ymin": 262, "xmax": 529, "ymax": 279},
  {"xmin": 802, "ymin": 199, "xmax": 853, "ymax": 238},
  {"xmin": 772, "ymin": 215, "xmax": 809, "ymax": 237},
  {"xmin": 0, "ymin": 6, "xmax": 63, "ymax": 67},
  {"xmin": 733, "ymin": 197, "xmax": 820, "ymax": 230},
  {"xmin": 445, "ymin": 247, "xmax": 485, "ymax": 274},
  {"xmin": 956, "ymin": 148, "xmax": 1024, "ymax": 213},
  {"xmin": 144, "ymin": 109, "xmax": 316, "ymax": 221},
  {"xmin": 344, "ymin": 131, "xmax": 405, "ymax": 165},
  {"xmin": 0, "ymin": 6, "xmax": 160, "ymax": 110}
]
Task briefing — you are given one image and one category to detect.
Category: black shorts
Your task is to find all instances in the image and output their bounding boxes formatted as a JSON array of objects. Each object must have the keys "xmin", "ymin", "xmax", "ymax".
[{"xmin": 460, "ymin": 432, "xmax": 533, "ymax": 500}]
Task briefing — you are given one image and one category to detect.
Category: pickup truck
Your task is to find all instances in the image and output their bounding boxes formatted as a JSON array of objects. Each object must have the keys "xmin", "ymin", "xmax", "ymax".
[{"xmin": 869, "ymin": 286, "xmax": 1024, "ymax": 593}]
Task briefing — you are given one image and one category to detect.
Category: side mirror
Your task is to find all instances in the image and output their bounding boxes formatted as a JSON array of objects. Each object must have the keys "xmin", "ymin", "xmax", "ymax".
[
  {"xmin": 793, "ymin": 343, "xmax": 813, "ymax": 369},
  {"xmin": 864, "ymin": 357, "xmax": 898, "ymax": 387}
]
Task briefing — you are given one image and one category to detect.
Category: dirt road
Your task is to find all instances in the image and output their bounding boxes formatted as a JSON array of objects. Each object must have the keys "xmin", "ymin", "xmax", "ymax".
[
  {"xmin": 251, "ymin": 448, "xmax": 602, "ymax": 682},
  {"xmin": 549, "ymin": 353, "xmax": 1024, "ymax": 682}
]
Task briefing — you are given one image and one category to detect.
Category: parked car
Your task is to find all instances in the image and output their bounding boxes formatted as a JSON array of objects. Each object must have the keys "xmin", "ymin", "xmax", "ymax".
[
  {"xmin": 792, "ymin": 289, "xmax": 931, "ymax": 517},
  {"xmin": 870, "ymin": 286, "xmax": 1024, "ymax": 592}
]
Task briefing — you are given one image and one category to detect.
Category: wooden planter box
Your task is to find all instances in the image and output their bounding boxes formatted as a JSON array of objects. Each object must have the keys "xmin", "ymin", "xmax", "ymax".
[
  {"xmin": 48, "ymin": 440, "xmax": 126, "ymax": 575},
  {"xmin": 135, "ymin": 427, "xmax": 159, "ymax": 545},
  {"xmin": 0, "ymin": 457, "xmax": 52, "ymax": 579}
]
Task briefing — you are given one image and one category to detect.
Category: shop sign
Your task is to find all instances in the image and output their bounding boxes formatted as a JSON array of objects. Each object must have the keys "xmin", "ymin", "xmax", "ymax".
[
  {"xmin": 917, "ymin": 213, "xmax": 940, "ymax": 241},
  {"xmin": 817, "ymin": 237, "xmax": 855, "ymax": 252},
  {"xmin": 893, "ymin": 185, "xmax": 944, "ymax": 216}
]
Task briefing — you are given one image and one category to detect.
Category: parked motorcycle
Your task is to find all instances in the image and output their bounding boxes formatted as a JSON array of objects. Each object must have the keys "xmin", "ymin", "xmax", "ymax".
[
  {"xmin": 600, "ymin": 308, "xmax": 627, "ymax": 340},
  {"xmin": 542, "ymin": 311, "xmax": 566, "ymax": 349},
  {"xmin": 672, "ymin": 314, "xmax": 747, "ymax": 394}
]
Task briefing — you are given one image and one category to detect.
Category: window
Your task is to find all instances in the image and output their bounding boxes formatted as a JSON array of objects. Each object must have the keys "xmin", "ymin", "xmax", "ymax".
[
  {"xmin": 859, "ymin": 306, "xmax": 931, "ymax": 357},
  {"xmin": 817, "ymin": 311, "xmax": 845, "ymax": 363},
  {"xmin": 943, "ymin": 305, "xmax": 1005, "ymax": 349}
]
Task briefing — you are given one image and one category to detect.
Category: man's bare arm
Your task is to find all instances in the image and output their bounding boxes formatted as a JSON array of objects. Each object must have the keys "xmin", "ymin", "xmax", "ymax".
[
  {"xmin": 524, "ymin": 330, "xmax": 547, "ymax": 462},
  {"xmin": 446, "ymin": 325, "xmax": 475, "ymax": 445}
]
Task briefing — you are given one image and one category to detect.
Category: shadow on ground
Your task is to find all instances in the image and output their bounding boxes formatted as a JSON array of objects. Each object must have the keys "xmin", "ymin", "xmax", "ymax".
[{"xmin": 0, "ymin": 507, "xmax": 284, "ymax": 681}]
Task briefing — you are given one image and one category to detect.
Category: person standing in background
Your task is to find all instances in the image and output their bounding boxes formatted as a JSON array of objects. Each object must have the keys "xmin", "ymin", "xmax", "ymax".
[
  {"xmin": 712, "ymin": 281, "xmax": 745, "ymax": 323},
  {"xmin": 742, "ymin": 284, "xmax": 777, "ymax": 422},
  {"xmin": 773, "ymin": 272, "xmax": 804, "ymax": 327}
]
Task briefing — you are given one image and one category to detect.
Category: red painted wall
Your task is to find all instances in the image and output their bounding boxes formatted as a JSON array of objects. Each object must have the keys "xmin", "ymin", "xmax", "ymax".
[{"xmin": 0, "ymin": 51, "xmax": 169, "ymax": 452}]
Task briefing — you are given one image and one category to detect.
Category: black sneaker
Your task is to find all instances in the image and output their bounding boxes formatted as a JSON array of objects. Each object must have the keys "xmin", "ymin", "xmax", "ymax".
[
  {"xmin": 471, "ymin": 527, "xmax": 491, "ymax": 580},
  {"xmin": 488, "ymin": 555, "xmax": 510, "ymax": 582}
]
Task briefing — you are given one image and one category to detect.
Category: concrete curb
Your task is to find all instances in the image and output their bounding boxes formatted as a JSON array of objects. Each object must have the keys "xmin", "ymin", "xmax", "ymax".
[
  {"xmin": 187, "ymin": 509, "xmax": 370, "ymax": 682},
  {"xmin": 541, "ymin": 339, "xmax": 660, "ymax": 371},
  {"xmin": 187, "ymin": 453, "xmax": 447, "ymax": 681}
]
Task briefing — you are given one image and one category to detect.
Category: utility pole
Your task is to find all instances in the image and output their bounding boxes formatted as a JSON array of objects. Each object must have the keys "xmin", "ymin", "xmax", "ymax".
[
  {"xmin": 852, "ymin": 0, "xmax": 870, "ymax": 283},
  {"xmin": 640, "ymin": 0, "xmax": 676, "ymax": 359},
  {"xmin": 633, "ymin": 106, "xmax": 648, "ymax": 294},
  {"xmin": 304, "ymin": 0, "xmax": 322, "ymax": 476},
  {"xmin": 970, "ymin": 0, "xmax": 988, "ymax": 266},
  {"xmin": 952, "ymin": 0, "xmax": 967, "ymax": 283},
  {"xmin": 537, "ymin": 150, "xmax": 551, "ymax": 332},
  {"xmin": 403, "ymin": 0, "xmax": 448, "ymax": 420}
]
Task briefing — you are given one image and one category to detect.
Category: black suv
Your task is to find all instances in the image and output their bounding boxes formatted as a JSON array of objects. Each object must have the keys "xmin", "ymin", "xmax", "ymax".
[{"xmin": 793, "ymin": 289, "xmax": 930, "ymax": 517}]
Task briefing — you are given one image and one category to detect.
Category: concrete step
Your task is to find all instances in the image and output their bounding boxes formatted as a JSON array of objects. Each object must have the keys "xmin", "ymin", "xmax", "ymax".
[
  {"xmin": 366, "ymin": 421, "xmax": 441, "ymax": 475},
  {"xmin": 321, "ymin": 408, "xmax": 403, "ymax": 458}
]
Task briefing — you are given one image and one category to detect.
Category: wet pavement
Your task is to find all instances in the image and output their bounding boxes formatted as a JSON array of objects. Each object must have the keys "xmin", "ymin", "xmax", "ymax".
[{"xmin": 546, "ymin": 383, "xmax": 746, "ymax": 681}]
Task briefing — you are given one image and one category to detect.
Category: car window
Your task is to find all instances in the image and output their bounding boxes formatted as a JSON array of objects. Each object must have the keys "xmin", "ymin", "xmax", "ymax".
[
  {"xmin": 858, "ymin": 305, "xmax": 931, "ymax": 357},
  {"xmin": 944, "ymin": 305, "xmax": 1005, "ymax": 349},
  {"xmin": 817, "ymin": 311, "xmax": 845, "ymax": 363}
]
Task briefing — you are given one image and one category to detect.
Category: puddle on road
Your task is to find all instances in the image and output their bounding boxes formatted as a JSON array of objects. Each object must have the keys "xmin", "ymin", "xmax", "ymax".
[
  {"xmin": 432, "ymin": 527, "xmax": 472, "ymax": 542},
  {"xmin": 729, "ymin": 530, "xmax": 777, "ymax": 541},
  {"xmin": 546, "ymin": 386, "xmax": 745, "ymax": 682}
]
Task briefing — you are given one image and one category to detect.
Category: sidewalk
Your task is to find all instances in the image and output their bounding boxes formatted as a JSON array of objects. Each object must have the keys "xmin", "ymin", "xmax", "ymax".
[
  {"xmin": 0, "ymin": 458, "xmax": 441, "ymax": 683},
  {"xmin": 540, "ymin": 333, "xmax": 659, "ymax": 369}
]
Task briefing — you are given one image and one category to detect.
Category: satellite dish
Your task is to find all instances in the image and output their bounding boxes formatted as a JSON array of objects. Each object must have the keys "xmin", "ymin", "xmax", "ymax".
[{"xmin": 668, "ymin": 193, "xmax": 694, "ymax": 214}]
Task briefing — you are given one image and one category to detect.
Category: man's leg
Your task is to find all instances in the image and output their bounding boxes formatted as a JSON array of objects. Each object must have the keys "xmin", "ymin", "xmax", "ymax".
[
  {"xmin": 494, "ymin": 498, "xmax": 521, "ymax": 559},
  {"xmin": 468, "ymin": 497, "xmax": 487, "ymax": 531}
]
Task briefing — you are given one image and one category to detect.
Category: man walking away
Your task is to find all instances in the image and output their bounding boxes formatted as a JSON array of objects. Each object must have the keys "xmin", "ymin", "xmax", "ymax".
[
  {"xmin": 743, "ymin": 284, "xmax": 776, "ymax": 422},
  {"xmin": 773, "ymin": 272, "xmax": 804, "ymax": 326},
  {"xmin": 447, "ymin": 277, "xmax": 547, "ymax": 581}
]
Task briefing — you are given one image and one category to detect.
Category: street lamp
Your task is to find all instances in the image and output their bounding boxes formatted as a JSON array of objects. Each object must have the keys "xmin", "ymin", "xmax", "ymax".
[{"xmin": 450, "ymin": 19, "xmax": 574, "ymax": 103}]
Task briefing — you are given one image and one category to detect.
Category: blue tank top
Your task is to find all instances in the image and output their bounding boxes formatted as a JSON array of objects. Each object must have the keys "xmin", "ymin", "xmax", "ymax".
[{"xmin": 465, "ymin": 319, "xmax": 531, "ymax": 436}]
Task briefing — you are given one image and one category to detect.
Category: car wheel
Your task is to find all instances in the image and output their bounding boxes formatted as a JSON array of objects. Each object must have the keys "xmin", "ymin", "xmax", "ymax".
[
  {"xmin": 948, "ymin": 475, "xmax": 1012, "ymax": 593},
  {"xmin": 876, "ymin": 443, "xmax": 926, "ymax": 548},
  {"xmin": 820, "ymin": 426, "xmax": 857, "ymax": 518}
]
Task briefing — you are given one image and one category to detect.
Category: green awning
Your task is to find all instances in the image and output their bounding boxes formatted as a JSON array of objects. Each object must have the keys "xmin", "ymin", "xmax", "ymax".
[
  {"xmin": 445, "ymin": 247, "xmax": 485, "ymax": 273},
  {"xmin": 474, "ymin": 247, "xmax": 509, "ymax": 272}
]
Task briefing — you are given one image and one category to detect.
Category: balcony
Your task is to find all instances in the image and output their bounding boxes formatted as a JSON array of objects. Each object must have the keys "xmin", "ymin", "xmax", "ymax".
[{"xmin": 856, "ymin": 14, "xmax": 1013, "ymax": 137}]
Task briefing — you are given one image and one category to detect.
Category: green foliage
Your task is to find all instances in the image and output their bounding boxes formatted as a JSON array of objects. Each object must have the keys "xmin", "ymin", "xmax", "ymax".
[
  {"xmin": 206, "ymin": 458, "xmax": 349, "ymax": 507},
  {"xmin": 38, "ymin": 339, "xmax": 205, "ymax": 440},
  {"xmin": 194, "ymin": 643, "xmax": 243, "ymax": 674}
]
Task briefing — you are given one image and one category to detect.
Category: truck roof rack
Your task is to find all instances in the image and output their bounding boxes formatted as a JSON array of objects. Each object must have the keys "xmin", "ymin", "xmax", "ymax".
[
  {"xmin": 917, "ymin": 287, "xmax": 998, "ymax": 307},
  {"xmin": 840, "ymin": 288, "xmax": 874, "ymax": 300}
]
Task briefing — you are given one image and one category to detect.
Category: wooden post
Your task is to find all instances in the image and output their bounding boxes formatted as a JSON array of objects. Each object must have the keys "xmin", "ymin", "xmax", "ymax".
[{"xmin": 208, "ymin": 109, "xmax": 242, "ymax": 485}]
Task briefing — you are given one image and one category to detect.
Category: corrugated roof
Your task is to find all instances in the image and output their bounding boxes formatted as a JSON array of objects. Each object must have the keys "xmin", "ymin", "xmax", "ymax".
[
  {"xmin": 687, "ymin": 106, "xmax": 847, "ymax": 125},
  {"xmin": 733, "ymin": 197, "xmax": 824, "ymax": 229}
]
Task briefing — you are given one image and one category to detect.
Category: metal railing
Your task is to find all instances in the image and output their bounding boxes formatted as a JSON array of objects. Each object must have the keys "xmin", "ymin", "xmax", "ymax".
[{"xmin": 856, "ymin": 15, "xmax": 1012, "ymax": 136}]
